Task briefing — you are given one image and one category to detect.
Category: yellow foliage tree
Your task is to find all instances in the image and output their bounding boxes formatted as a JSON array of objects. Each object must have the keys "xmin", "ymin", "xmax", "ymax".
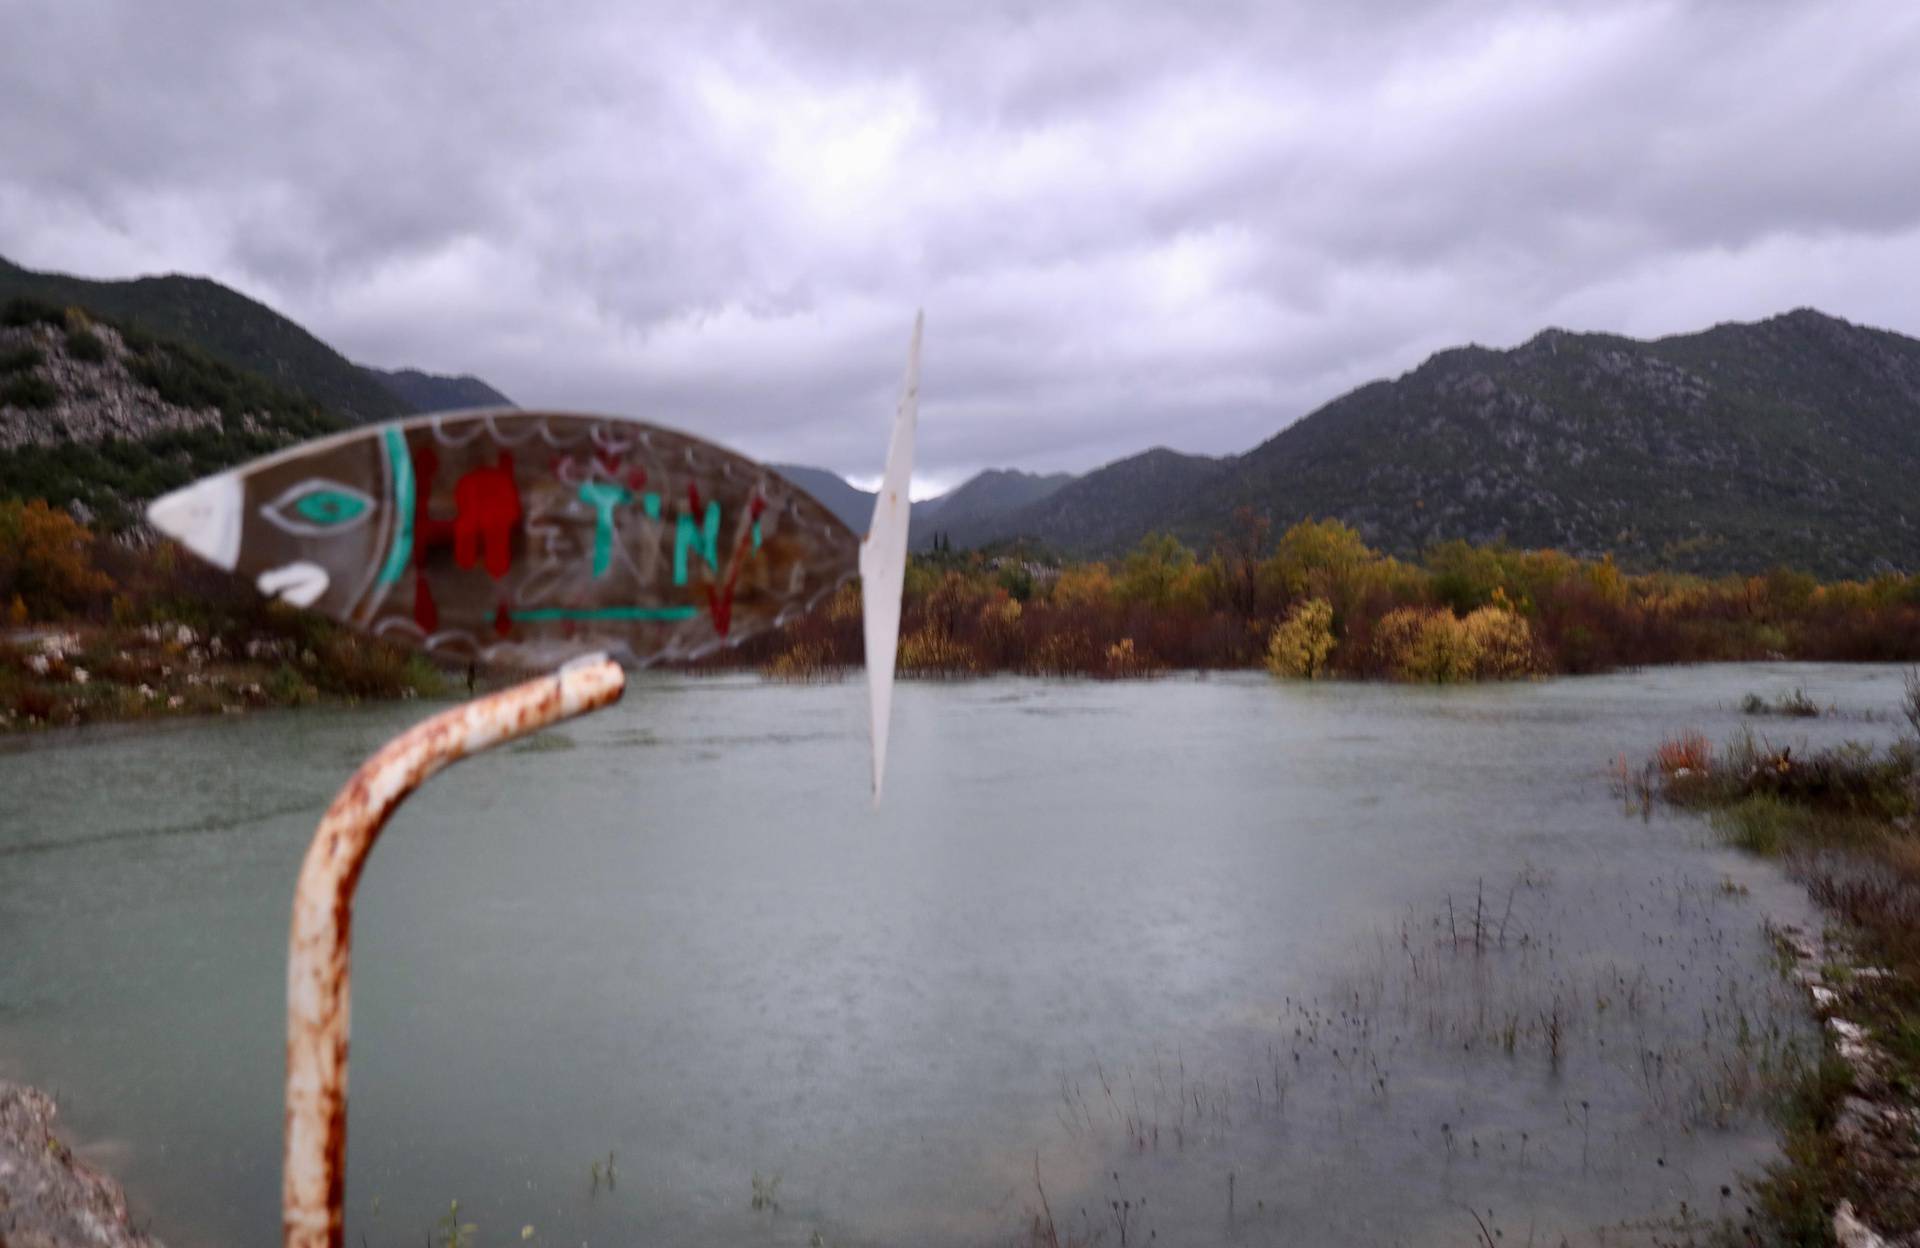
[
  {"xmin": 1265, "ymin": 597, "xmax": 1335, "ymax": 679},
  {"xmin": 1459, "ymin": 604, "xmax": 1539, "ymax": 677},
  {"xmin": 1374, "ymin": 604, "xmax": 1538, "ymax": 683},
  {"xmin": 1050, "ymin": 563, "xmax": 1115, "ymax": 609}
]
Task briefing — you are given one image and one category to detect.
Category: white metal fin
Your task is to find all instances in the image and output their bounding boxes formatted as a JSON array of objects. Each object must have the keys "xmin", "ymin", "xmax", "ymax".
[{"xmin": 859, "ymin": 312, "xmax": 921, "ymax": 804}]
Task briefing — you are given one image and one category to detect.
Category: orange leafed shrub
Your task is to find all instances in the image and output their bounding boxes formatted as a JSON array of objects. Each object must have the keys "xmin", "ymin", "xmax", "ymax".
[
  {"xmin": 1654, "ymin": 731, "xmax": 1712, "ymax": 775},
  {"xmin": 0, "ymin": 498, "xmax": 113, "ymax": 619}
]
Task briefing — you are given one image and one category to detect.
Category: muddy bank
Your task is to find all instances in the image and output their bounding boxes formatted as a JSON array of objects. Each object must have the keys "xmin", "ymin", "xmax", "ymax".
[{"xmin": 0, "ymin": 1081, "xmax": 163, "ymax": 1248}]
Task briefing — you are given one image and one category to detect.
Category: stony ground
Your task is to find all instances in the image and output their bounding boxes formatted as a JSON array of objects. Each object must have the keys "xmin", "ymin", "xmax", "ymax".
[{"xmin": 0, "ymin": 1081, "xmax": 163, "ymax": 1248}]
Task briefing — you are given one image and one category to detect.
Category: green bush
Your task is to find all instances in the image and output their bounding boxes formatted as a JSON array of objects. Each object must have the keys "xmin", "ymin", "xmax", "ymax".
[
  {"xmin": 64, "ymin": 327, "xmax": 107, "ymax": 363},
  {"xmin": 0, "ymin": 344, "xmax": 42, "ymax": 375},
  {"xmin": 0, "ymin": 297, "xmax": 64, "ymax": 329},
  {"xmin": 0, "ymin": 373, "xmax": 57, "ymax": 409}
]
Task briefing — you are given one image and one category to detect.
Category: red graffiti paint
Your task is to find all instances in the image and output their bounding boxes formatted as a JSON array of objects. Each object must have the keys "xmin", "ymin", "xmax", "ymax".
[
  {"xmin": 493, "ymin": 601, "xmax": 513, "ymax": 638},
  {"xmin": 687, "ymin": 481, "xmax": 702, "ymax": 512},
  {"xmin": 452, "ymin": 453, "xmax": 521, "ymax": 578},
  {"xmin": 413, "ymin": 569, "xmax": 439, "ymax": 634},
  {"xmin": 406, "ymin": 443, "xmax": 521, "ymax": 580},
  {"xmin": 624, "ymin": 465, "xmax": 647, "ymax": 491},
  {"xmin": 703, "ymin": 494, "xmax": 767, "ymax": 637}
]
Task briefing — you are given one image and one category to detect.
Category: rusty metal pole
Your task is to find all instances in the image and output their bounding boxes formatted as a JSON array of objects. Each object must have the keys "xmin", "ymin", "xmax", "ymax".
[{"xmin": 282, "ymin": 654, "xmax": 626, "ymax": 1248}]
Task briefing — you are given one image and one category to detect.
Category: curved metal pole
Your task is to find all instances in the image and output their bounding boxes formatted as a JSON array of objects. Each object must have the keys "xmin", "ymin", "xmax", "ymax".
[{"xmin": 283, "ymin": 654, "xmax": 626, "ymax": 1248}]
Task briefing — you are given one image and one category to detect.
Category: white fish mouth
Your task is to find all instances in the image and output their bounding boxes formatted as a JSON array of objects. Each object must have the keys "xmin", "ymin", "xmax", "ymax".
[
  {"xmin": 257, "ymin": 561, "xmax": 331, "ymax": 608},
  {"xmin": 147, "ymin": 473, "xmax": 242, "ymax": 570}
]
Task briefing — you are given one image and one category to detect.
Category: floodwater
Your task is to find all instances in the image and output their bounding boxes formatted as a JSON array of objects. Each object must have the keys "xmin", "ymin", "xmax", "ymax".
[{"xmin": 1, "ymin": 664, "xmax": 1910, "ymax": 1246}]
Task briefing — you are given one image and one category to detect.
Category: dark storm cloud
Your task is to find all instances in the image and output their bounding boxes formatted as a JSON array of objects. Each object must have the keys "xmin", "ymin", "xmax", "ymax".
[{"xmin": 4, "ymin": 0, "xmax": 1919, "ymax": 489}]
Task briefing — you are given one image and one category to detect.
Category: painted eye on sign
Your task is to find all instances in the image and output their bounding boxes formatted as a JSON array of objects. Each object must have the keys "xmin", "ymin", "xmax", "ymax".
[{"xmin": 264, "ymin": 480, "xmax": 376, "ymax": 535}]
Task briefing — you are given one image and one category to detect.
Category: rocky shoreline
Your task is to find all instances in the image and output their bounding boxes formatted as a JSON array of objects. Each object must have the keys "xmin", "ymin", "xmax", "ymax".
[
  {"xmin": 1773, "ymin": 922, "xmax": 1920, "ymax": 1248},
  {"xmin": 0, "ymin": 1081, "xmax": 163, "ymax": 1248}
]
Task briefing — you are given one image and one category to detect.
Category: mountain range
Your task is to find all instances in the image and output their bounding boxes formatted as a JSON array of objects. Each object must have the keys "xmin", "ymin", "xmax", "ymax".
[
  {"xmin": 966, "ymin": 311, "xmax": 1920, "ymax": 577},
  {"xmin": 768, "ymin": 462, "xmax": 1074, "ymax": 545},
  {"xmin": 4, "ymin": 253, "xmax": 1917, "ymax": 577},
  {"xmin": 0, "ymin": 256, "xmax": 511, "ymax": 421}
]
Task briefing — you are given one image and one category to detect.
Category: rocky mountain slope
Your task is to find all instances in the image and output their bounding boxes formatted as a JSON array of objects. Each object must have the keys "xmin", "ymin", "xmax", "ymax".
[
  {"xmin": 0, "ymin": 256, "xmax": 512, "ymax": 422},
  {"xmin": 0, "ymin": 298, "xmax": 342, "ymax": 524},
  {"xmin": 964, "ymin": 310, "xmax": 1920, "ymax": 577}
]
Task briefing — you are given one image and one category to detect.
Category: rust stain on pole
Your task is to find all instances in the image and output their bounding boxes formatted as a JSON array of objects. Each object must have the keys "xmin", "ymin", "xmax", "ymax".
[{"xmin": 282, "ymin": 654, "xmax": 625, "ymax": 1248}]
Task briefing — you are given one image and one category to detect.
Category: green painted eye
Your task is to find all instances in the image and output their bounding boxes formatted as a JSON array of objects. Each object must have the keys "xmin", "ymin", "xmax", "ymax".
[
  {"xmin": 263, "ymin": 479, "xmax": 376, "ymax": 536},
  {"xmin": 292, "ymin": 489, "xmax": 368, "ymax": 525}
]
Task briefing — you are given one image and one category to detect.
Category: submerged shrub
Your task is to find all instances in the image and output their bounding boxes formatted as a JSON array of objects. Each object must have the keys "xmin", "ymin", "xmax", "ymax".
[
  {"xmin": 1103, "ymin": 637, "xmax": 1163, "ymax": 678},
  {"xmin": 898, "ymin": 626, "xmax": 977, "ymax": 676},
  {"xmin": 1459, "ymin": 605, "xmax": 1539, "ymax": 677},
  {"xmin": 1266, "ymin": 597, "xmax": 1335, "ymax": 679},
  {"xmin": 1374, "ymin": 607, "xmax": 1478, "ymax": 683},
  {"xmin": 763, "ymin": 640, "xmax": 841, "ymax": 682},
  {"xmin": 1029, "ymin": 628, "xmax": 1098, "ymax": 676},
  {"xmin": 1373, "ymin": 604, "xmax": 1538, "ymax": 682},
  {"xmin": 1654, "ymin": 731, "xmax": 1713, "ymax": 776}
]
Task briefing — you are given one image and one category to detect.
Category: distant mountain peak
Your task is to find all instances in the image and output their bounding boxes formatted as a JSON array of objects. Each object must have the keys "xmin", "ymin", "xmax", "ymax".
[{"xmin": 361, "ymin": 366, "xmax": 514, "ymax": 413}]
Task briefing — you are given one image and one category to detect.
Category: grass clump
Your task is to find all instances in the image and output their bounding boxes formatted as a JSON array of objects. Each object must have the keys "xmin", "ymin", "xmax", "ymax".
[
  {"xmin": 1710, "ymin": 795, "xmax": 1813, "ymax": 856},
  {"xmin": 1742, "ymin": 688, "xmax": 1824, "ymax": 718}
]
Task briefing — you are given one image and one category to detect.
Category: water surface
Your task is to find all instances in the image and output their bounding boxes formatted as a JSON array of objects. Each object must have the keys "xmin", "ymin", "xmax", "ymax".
[{"xmin": 2, "ymin": 664, "xmax": 1908, "ymax": 1246}]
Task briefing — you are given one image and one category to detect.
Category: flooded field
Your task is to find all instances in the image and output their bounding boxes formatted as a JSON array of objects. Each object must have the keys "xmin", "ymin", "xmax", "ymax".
[{"xmin": 2, "ymin": 664, "xmax": 1910, "ymax": 1246}]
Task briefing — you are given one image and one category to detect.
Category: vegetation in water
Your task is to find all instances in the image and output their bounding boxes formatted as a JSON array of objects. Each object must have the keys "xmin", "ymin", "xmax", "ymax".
[
  {"xmin": 433, "ymin": 1200, "xmax": 477, "ymax": 1248},
  {"xmin": 1636, "ymin": 673, "xmax": 1920, "ymax": 1243}
]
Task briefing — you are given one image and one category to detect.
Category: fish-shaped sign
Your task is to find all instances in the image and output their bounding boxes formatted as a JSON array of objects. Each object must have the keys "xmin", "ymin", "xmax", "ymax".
[
  {"xmin": 146, "ymin": 321, "xmax": 921, "ymax": 798},
  {"xmin": 148, "ymin": 409, "xmax": 857, "ymax": 668}
]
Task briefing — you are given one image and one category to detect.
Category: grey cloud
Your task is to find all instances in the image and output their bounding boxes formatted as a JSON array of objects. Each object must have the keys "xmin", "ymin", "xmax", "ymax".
[{"xmin": 3, "ymin": 0, "xmax": 1918, "ymax": 486}]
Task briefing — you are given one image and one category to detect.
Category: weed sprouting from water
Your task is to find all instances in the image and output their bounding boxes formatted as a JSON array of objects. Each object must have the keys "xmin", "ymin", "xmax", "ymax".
[
  {"xmin": 588, "ymin": 1150, "xmax": 617, "ymax": 1195},
  {"xmin": 432, "ymin": 1200, "xmax": 476, "ymax": 1248},
  {"xmin": 1742, "ymin": 688, "xmax": 1824, "ymax": 718}
]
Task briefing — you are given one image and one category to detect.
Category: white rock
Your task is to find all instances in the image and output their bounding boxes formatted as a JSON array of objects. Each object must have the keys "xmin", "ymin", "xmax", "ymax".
[{"xmin": 1834, "ymin": 1199, "xmax": 1890, "ymax": 1248}]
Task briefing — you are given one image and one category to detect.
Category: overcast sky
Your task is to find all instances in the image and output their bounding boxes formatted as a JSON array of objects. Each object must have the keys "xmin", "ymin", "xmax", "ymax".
[{"xmin": 4, "ymin": 1, "xmax": 1918, "ymax": 493}]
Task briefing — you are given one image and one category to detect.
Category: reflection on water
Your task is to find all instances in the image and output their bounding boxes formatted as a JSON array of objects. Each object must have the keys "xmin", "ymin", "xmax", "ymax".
[{"xmin": 1, "ymin": 664, "xmax": 1909, "ymax": 1246}]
